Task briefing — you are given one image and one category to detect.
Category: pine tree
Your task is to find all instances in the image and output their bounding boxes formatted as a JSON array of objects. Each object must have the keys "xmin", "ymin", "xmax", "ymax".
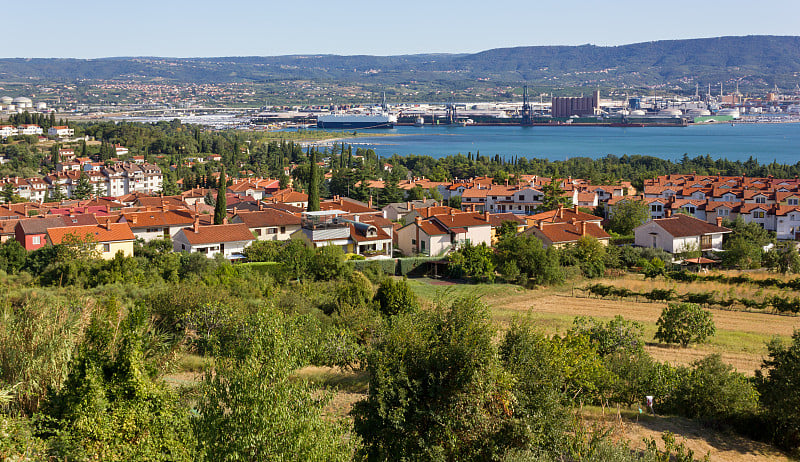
[
  {"xmin": 214, "ymin": 168, "xmax": 227, "ymax": 225},
  {"xmin": 307, "ymin": 149, "xmax": 320, "ymax": 212}
]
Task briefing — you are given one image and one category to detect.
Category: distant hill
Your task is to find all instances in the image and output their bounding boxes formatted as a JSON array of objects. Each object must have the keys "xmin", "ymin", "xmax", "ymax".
[{"xmin": 1, "ymin": 36, "xmax": 799, "ymax": 90}]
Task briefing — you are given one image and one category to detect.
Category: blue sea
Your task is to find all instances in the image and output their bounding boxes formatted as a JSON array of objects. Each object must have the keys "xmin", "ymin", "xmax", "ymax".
[{"xmin": 320, "ymin": 123, "xmax": 800, "ymax": 164}]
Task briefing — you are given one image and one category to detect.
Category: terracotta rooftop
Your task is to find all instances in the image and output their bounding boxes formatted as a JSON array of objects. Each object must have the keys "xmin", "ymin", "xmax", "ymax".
[
  {"xmin": 652, "ymin": 214, "xmax": 731, "ymax": 238},
  {"xmin": 47, "ymin": 223, "xmax": 135, "ymax": 244},
  {"xmin": 180, "ymin": 223, "xmax": 255, "ymax": 245},
  {"xmin": 233, "ymin": 209, "xmax": 301, "ymax": 228}
]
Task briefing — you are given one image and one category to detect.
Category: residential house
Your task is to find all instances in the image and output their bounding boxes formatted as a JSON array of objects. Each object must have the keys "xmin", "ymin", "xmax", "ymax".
[
  {"xmin": 634, "ymin": 214, "xmax": 731, "ymax": 255},
  {"xmin": 231, "ymin": 209, "xmax": 301, "ymax": 241},
  {"xmin": 117, "ymin": 210, "xmax": 196, "ymax": 241},
  {"xmin": 522, "ymin": 220, "xmax": 610, "ymax": 248},
  {"xmin": 396, "ymin": 211, "xmax": 491, "ymax": 256},
  {"xmin": 172, "ymin": 221, "xmax": 255, "ymax": 259},
  {"xmin": 47, "ymin": 126, "xmax": 74, "ymax": 139},
  {"xmin": 289, "ymin": 211, "xmax": 392, "ymax": 257},
  {"xmin": 15, "ymin": 216, "xmax": 73, "ymax": 250},
  {"xmin": 382, "ymin": 199, "xmax": 438, "ymax": 221},
  {"xmin": 46, "ymin": 222, "xmax": 136, "ymax": 259}
]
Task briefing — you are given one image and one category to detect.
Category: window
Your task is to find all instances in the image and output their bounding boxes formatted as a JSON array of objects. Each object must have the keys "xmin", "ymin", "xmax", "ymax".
[
  {"xmin": 719, "ymin": 209, "xmax": 730, "ymax": 216},
  {"xmin": 255, "ymin": 229, "xmax": 262, "ymax": 236},
  {"xmin": 103, "ymin": 244, "xmax": 110, "ymax": 252},
  {"xmin": 31, "ymin": 235, "xmax": 40, "ymax": 245},
  {"xmin": 754, "ymin": 211, "xmax": 765, "ymax": 219},
  {"xmin": 755, "ymin": 196, "xmax": 766, "ymax": 204},
  {"xmin": 267, "ymin": 228, "xmax": 278, "ymax": 234},
  {"xmin": 182, "ymin": 244, "xmax": 185, "ymax": 250},
  {"xmin": 421, "ymin": 240, "xmax": 426, "ymax": 251},
  {"xmin": 788, "ymin": 198, "xmax": 799, "ymax": 206},
  {"xmin": 651, "ymin": 204, "xmax": 662, "ymax": 212},
  {"xmin": 280, "ymin": 226, "xmax": 286, "ymax": 233}
]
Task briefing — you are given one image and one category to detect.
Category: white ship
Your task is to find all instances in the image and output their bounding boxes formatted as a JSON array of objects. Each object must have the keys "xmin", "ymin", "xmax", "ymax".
[{"xmin": 316, "ymin": 112, "xmax": 397, "ymax": 129}]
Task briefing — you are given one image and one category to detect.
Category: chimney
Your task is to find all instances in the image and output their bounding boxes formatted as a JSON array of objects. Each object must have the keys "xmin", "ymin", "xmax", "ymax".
[
  {"xmin": 450, "ymin": 208, "xmax": 457, "ymax": 216},
  {"xmin": 665, "ymin": 209, "xmax": 672, "ymax": 218},
  {"xmin": 484, "ymin": 211, "xmax": 490, "ymax": 222},
  {"xmin": 505, "ymin": 178, "xmax": 509, "ymax": 186},
  {"xmin": 557, "ymin": 204, "xmax": 564, "ymax": 219},
  {"xmin": 716, "ymin": 216, "xmax": 723, "ymax": 226},
  {"xmin": 573, "ymin": 204, "xmax": 579, "ymax": 213},
  {"xmin": 581, "ymin": 221, "xmax": 587, "ymax": 236},
  {"xmin": 258, "ymin": 202, "xmax": 264, "ymax": 211},
  {"xmin": 193, "ymin": 217, "xmax": 200, "ymax": 233},
  {"xmin": 223, "ymin": 216, "xmax": 228, "ymax": 225},
  {"xmin": 233, "ymin": 207, "xmax": 238, "ymax": 216},
  {"xmin": 470, "ymin": 204, "xmax": 476, "ymax": 212},
  {"xmin": 131, "ymin": 214, "xmax": 138, "ymax": 225},
  {"xmin": 368, "ymin": 195, "xmax": 373, "ymax": 209}
]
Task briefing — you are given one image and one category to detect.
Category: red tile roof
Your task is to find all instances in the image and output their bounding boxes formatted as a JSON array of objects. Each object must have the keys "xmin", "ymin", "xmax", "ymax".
[
  {"xmin": 47, "ymin": 223, "xmax": 135, "ymax": 244},
  {"xmin": 653, "ymin": 214, "xmax": 730, "ymax": 238},
  {"xmin": 180, "ymin": 223, "xmax": 255, "ymax": 245}
]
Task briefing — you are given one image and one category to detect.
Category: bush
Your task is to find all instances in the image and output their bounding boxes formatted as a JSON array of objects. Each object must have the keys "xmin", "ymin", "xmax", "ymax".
[
  {"xmin": 374, "ymin": 277, "xmax": 419, "ymax": 317},
  {"xmin": 353, "ymin": 296, "xmax": 526, "ymax": 460},
  {"xmin": 570, "ymin": 316, "xmax": 644, "ymax": 357},
  {"xmin": 662, "ymin": 355, "xmax": 759, "ymax": 422},
  {"xmin": 654, "ymin": 303, "xmax": 716, "ymax": 347},
  {"xmin": 755, "ymin": 330, "xmax": 800, "ymax": 451}
]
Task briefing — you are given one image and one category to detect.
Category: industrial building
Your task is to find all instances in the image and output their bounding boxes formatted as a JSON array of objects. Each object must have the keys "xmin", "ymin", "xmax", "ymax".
[{"xmin": 551, "ymin": 90, "xmax": 600, "ymax": 118}]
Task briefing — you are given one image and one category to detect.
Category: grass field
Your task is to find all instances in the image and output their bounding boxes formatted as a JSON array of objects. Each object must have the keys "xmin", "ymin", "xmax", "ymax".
[{"xmin": 407, "ymin": 275, "xmax": 800, "ymax": 376}]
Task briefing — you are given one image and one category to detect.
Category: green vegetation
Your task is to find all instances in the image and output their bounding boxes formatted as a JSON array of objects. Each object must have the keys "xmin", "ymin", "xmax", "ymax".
[{"xmin": 655, "ymin": 303, "xmax": 716, "ymax": 347}]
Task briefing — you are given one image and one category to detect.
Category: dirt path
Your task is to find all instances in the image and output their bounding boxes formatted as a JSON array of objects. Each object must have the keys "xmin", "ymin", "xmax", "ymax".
[{"xmin": 585, "ymin": 409, "xmax": 794, "ymax": 462}]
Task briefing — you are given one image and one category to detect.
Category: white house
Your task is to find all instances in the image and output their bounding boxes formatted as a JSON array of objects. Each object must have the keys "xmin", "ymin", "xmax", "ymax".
[
  {"xmin": 117, "ymin": 210, "xmax": 196, "ymax": 242},
  {"xmin": 18, "ymin": 125, "xmax": 43, "ymax": 136},
  {"xmin": 48, "ymin": 126, "xmax": 74, "ymax": 139},
  {"xmin": 172, "ymin": 222, "xmax": 255, "ymax": 259},
  {"xmin": 634, "ymin": 214, "xmax": 730, "ymax": 255},
  {"xmin": 396, "ymin": 211, "xmax": 491, "ymax": 256}
]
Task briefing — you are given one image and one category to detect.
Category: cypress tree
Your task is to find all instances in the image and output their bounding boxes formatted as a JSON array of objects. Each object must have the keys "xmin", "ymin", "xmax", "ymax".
[
  {"xmin": 214, "ymin": 168, "xmax": 227, "ymax": 225},
  {"xmin": 307, "ymin": 149, "xmax": 320, "ymax": 212}
]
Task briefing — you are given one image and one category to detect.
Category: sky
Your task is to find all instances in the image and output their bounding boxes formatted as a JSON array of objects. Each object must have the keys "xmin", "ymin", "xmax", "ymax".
[{"xmin": 7, "ymin": 0, "xmax": 800, "ymax": 58}]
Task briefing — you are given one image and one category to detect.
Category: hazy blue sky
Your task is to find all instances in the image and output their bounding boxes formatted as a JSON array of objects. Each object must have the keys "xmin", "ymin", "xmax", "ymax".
[{"xmin": 7, "ymin": 0, "xmax": 800, "ymax": 58}]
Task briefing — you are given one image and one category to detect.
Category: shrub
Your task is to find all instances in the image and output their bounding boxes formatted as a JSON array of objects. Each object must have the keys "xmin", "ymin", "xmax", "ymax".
[
  {"xmin": 662, "ymin": 354, "xmax": 758, "ymax": 422},
  {"xmin": 755, "ymin": 330, "xmax": 800, "ymax": 451},
  {"xmin": 570, "ymin": 316, "xmax": 644, "ymax": 357},
  {"xmin": 654, "ymin": 303, "xmax": 716, "ymax": 347},
  {"xmin": 374, "ymin": 277, "xmax": 419, "ymax": 317}
]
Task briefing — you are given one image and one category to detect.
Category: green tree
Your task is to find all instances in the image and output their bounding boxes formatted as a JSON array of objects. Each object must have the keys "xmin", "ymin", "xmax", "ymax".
[
  {"xmin": 0, "ymin": 239, "xmax": 27, "ymax": 274},
  {"xmin": 72, "ymin": 173, "xmax": 94, "ymax": 200},
  {"xmin": 540, "ymin": 181, "xmax": 570, "ymax": 211},
  {"xmin": 213, "ymin": 168, "xmax": 227, "ymax": 225},
  {"xmin": 447, "ymin": 241, "xmax": 495, "ymax": 281},
  {"xmin": 373, "ymin": 277, "xmax": 419, "ymax": 317},
  {"xmin": 307, "ymin": 149, "xmax": 320, "ymax": 212},
  {"xmin": 194, "ymin": 309, "xmax": 353, "ymax": 461},
  {"xmin": 41, "ymin": 305, "xmax": 196, "ymax": 461},
  {"xmin": 571, "ymin": 236, "xmax": 607, "ymax": 278},
  {"xmin": 607, "ymin": 200, "xmax": 650, "ymax": 235},
  {"xmin": 655, "ymin": 303, "xmax": 716, "ymax": 347},
  {"xmin": 406, "ymin": 184, "xmax": 425, "ymax": 201},
  {"xmin": 353, "ymin": 296, "xmax": 524, "ymax": 460},
  {"xmin": 1, "ymin": 182, "xmax": 16, "ymax": 204},
  {"xmin": 755, "ymin": 330, "xmax": 800, "ymax": 450},
  {"xmin": 381, "ymin": 170, "xmax": 404, "ymax": 206},
  {"xmin": 569, "ymin": 315, "xmax": 644, "ymax": 357},
  {"xmin": 495, "ymin": 234, "xmax": 563, "ymax": 286}
]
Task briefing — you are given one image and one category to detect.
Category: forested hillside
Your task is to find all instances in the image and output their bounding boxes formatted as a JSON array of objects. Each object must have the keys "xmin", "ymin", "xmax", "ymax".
[{"xmin": 2, "ymin": 36, "xmax": 799, "ymax": 91}]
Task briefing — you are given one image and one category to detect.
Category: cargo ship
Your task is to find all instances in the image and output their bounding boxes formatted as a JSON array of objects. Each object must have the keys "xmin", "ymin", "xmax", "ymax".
[{"xmin": 316, "ymin": 112, "xmax": 397, "ymax": 129}]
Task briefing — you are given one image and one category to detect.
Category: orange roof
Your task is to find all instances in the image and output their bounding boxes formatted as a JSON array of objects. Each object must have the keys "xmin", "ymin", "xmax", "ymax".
[
  {"xmin": 526, "ymin": 221, "xmax": 610, "ymax": 244},
  {"xmin": 47, "ymin": 223, "xmax": 135, "ymax": 244},
  {"xmin": 180, "ymin": 223, "xmax": 255, "ymax": 245},
  {"xmin": 120, "ymin": 210, "xmax": 195, "ymax": 228}
]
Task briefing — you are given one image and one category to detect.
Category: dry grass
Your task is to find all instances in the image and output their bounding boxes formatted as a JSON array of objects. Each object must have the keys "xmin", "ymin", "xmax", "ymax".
[
  {"xmin": 582, "ymin": 406, "xmax": 794, "ymax": 462},
  {"xmin": 409, "ymin": 277, "xmax": 800, "ymax": 375},
  {"xmin": 588, "ymin": 273, "xmax": 795, "ymax": 308}
]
